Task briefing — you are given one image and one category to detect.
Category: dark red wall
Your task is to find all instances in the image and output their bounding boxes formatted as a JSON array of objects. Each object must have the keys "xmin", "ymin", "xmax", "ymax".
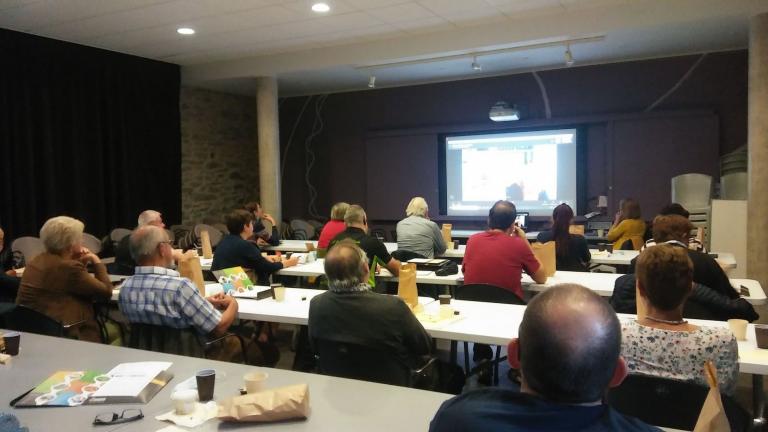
[{"xmin": 279, "ymin": 50, "xmax": 747, "ymax": 224}]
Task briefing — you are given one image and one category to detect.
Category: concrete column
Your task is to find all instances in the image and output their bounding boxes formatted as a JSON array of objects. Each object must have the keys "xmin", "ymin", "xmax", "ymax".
[
  {"xmin": 256, "ymin": 76, "xmax": 282, "ymax": 224},
  {"xmin": 747, "ymin": 12, "xmax": 768, "ymax": 287}
]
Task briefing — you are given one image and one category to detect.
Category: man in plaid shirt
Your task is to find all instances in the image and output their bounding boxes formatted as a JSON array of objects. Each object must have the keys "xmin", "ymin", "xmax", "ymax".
[{"xmin": 119, "ymin": 225, "xmax": 242, "ymax": 362}]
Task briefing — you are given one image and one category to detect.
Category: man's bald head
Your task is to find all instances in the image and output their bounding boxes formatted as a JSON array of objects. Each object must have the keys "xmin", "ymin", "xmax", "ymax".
[
  {"xmin": 324, "ymin": 241, "xmax": 369, "ymax": 291},
  {"xmin": 518, "ymin": 284, "xmax": 622, "ymax": 403}
]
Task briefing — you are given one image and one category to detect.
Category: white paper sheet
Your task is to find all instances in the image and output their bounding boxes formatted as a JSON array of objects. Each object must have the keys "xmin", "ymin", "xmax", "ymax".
[{"xmin": 92, "ymin": 362, "xmax": 172, "ymax": 397}]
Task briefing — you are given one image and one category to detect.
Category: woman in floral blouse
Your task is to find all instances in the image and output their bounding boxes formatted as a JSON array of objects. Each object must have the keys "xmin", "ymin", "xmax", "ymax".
[{"xmin": 621, "ymin": 243, "xmax": 738, "ymax": 395}]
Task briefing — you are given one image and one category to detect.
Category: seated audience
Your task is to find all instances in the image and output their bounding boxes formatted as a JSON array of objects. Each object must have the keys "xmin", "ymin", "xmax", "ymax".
[
  {"xmin": 606, "ymin": 198, "xmax": 646, "ymax": 250},
  {"xmin": 244, "ymin": 201, "xmax": 280, "ymax": 247},
  {"xmin": 642, "ymin": 203, "xmax": 705, "ymax": 252},
  {"xmin": 119, "ymin": 226, "xmax": 249, "ymax": 363},
  {"xmin": 0, "ymin": 227, "xmax": 19, "ymax": 301},
  {"xmin": 212, "ymin": 209, "xmax": 298, "ymax": 285},
  {"xmin": 16, "ymin": 216, "xmax": 112, "ymax": 342},
  {"xmin": 463, "ymin": 200, "xmax": 547, "ymax": 298},
  {"xmin": 429, "ymin": 284, "xmax": 657, "ymax": 431},
  {"xmin": 536, "ymin": 203, "xmax": 591, "ymax": 271},
  {"xmin": 329, "ymin": 204, "xmax": 401, "ymax": 276},
  {"xmin": 622, "ymin": 244, "xmax": 739, "ymax": 395},
  {"xmin": 309, "ymin": 242, "xmax": 431, "ymax": 368},
  {"xmin": 114, "ymin": 210, "xmax": 189, "ymax": 275},
  {"xmin": 317, "ymin": 202, "xmax": 349, "ymax": 251},
  {"xmin": 396, "ymin": 197, "xmax": 446, "ymax": 259}
]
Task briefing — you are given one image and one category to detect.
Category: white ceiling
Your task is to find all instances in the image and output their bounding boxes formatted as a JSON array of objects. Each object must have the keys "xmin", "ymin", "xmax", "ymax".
[{"xmin": 1, "ymin": 0, "xmax": 767, "ymax": 96}]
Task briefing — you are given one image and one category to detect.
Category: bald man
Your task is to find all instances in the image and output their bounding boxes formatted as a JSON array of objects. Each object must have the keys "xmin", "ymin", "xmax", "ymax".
[{"xmin": 429, "ymin": 284, "xmax": 659, "ymax": 431}]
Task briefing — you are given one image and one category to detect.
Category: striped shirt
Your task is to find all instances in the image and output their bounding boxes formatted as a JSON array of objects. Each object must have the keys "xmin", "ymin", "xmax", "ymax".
[{"xmin": 118, "ymin": 266, "xmax": 221, "ymax": 335}]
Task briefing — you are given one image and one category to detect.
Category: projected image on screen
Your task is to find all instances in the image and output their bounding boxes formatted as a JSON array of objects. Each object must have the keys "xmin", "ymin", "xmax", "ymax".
[{"xmin": 444, "ymin": 129, "xmax": 577, "ymax": 216}]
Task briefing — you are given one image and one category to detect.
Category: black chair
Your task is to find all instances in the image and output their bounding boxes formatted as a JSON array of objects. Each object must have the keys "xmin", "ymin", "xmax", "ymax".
[
  {"xmin": 2, "ymin": 304, "xmax": 85, "ymax": 338},
  {"xmin": 455, "ymin": 284, "xmax": 526, "ymax": 385},
  {"xmin": 370, "ymin": 228, "xmax": 388, "ymax": 242},
  {"xmin": 314, "ymin": 338, "xmax": 436, "ymax": 388},
  {"xmin": 607, "ymin": 374, "xmax": 751, "ymax": 432},
  {"xmin": 0, "ymin": 302, "xmax": 17, "ymax": 328},
  {"xmin": 127, "ymin": 323, "xmax": 247, "ymax": 363}
]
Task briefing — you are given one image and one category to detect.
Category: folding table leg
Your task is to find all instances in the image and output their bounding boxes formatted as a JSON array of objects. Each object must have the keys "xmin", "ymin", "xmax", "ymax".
[{"xmin": 754, "ymin": 374, "xmax": 766, "ymax": 428}]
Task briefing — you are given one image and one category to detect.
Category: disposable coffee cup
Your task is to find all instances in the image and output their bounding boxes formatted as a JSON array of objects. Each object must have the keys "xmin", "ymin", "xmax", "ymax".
[
  {"xmin": 755, "ymin": 325, "xmax": 768, "ymax": 349},
  {"xmin": 606, "ymin": 244, "xmax": 614, "ymax": 253},
  {"xmin": 171, "ymin": 389, "xmax": 198, "ymax": 415},
  {"xmin": 438, "ymin": 294, "xmax": 451, "ymax": 305},
  {"xmin": 728, "ymin": 319, "xmax": 748, "ymax": 341},
  {"xmin": 244, "ymin": 371, "xmax": 269, "ymax": 394},
  {"xmin": 195, "ymin": 369, "xmax": 215, "ymax": 402},
  {"xmin": 453, "ymin": 240, "xmax": 459, "ymax": 249},
  {"xmin": 598, "ymin": 243, "xmax": 606, "ymax": 252},
  {"xmin": 3, "ymin": 331, "xmax": 20, "ymax": 356},
  {"xmin": 273, "ymin": 286, "xmax": 286, "ymax": 302}
]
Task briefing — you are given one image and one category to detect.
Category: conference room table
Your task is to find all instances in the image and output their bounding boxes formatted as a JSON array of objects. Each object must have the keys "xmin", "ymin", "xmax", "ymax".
[
  {"xmin": 231, "ymin": 287, "xmax": 768, "ymax": 421},
  {"xmin": 0, "ymin": 331, "xmax": 453, "ymax": 432},
  {"xmin": 274, "ymin": 259, "xmax": 767, "ymax": 305}
]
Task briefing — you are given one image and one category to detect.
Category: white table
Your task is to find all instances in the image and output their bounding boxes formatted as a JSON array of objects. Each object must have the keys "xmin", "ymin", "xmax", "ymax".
[
  {"xmin": 590, "ymin": 250, "xmax": 738, "ymax": 270},
  {"xmin": 275, "ymin": 260, "xmax": 767, "ymax": 305},
  {"xmin": 262, "ymin": 240, "xmax": 398, "ymax": 254},
  {"xmin": 0, "ymin": 331, "xmax": 452, "ymax": 432}
]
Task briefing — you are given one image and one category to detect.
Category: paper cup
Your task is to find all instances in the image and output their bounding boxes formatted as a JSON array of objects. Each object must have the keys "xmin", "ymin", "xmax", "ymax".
[
  {"xmin": 728, "ymin": 319, "xmax": 748, "ymax": 341},
  {"xmin": 195, "ymin": 369, "xmax": 215, "ymax": 402},
  {"xmin": 598, "ymin": 243, "xmax": 606, "ymax": 252},
  {"xmin": 171, "ymin": 389, "xmax": 198, "ymax": 415},
  {"xmin": 3, "ymin": 331, "xmax": 20, "ymax": 356},
  {"xmin": 244, "ymin": 371, "xmax": 269, "ymax": 394},
  {"xmin": 755, "ymin": 325, "xmax": 768, "ymax": 349},
  {"xmin": 273, "ymin": 287, "xmax": 286, "ymax": 302},
  {"xmin": 438, "ymin": 294, "xmax": 451, "ymax": 305}
]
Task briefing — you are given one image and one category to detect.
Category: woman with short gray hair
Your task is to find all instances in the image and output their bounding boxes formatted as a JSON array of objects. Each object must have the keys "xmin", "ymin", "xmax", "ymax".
[
  {"xmin": 16, "ymin": 216, "xmax": 112, "ymax": 342},
  {"xmin": 396, "ymin": 197, "xmax": 446, "ymax": 259}
]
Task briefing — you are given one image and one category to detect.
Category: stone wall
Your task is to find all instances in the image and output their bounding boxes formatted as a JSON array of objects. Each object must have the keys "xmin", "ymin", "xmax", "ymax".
[{"xmin": 180, "ymin": 87, "xmax": 259, "ymax": 226}]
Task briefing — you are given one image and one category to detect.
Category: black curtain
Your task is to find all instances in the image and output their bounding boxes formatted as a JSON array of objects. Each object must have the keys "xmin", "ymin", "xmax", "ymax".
[{"xmin": 0, "ymin": 28, "xmax": 181, "ymax": 239}]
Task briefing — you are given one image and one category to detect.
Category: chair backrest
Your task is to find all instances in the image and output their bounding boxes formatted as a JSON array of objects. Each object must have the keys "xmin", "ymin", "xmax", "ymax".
[
  {"xmin": 110, "ymin": 228, "xmax": 132, "ymax": 244},
  {"xmin": 127, "ymin": 322, "xmax": 206, "ymax": 358},
  {"xmin": 606, "ymin": 373, "xmax": 749, "ymax": 431},
  {"xmin": 11, "ymin": 237, "xmax": 45, "ymax": 265},
  {"xmin": 165, "ymin": 229, "xmax": 175, "ymax": 244},
  {"xmin": 720, "ymin": 172, "xmax": 747, "ymax": 200},
  {"xmin": 4, "ymin": 304, "xmax": 64, "ymax": 337},
  {"xmin": 314, "ymin": 338, "xmax": 412, "ymax": 386},
  {"xmin": 671, "ymin": 173, "xmax": 713, "ymax": 211},
  {"xmin": 455, "ymin": 284, "xmax": 526, "ymax": 305},
  {"xmin": 370, "ymin": 228, "xmax": 387, "ymax": 242},
  {"xmin": 290, "ymin": 219, "xmax": 316, "ymax": 239},
  {"xmin": 82, "ymin": 233, "xmax": 102, "ymax": 255},
  {"xmin": 193, "ymin": 224, "xmax": 223, "ymax": 248}
]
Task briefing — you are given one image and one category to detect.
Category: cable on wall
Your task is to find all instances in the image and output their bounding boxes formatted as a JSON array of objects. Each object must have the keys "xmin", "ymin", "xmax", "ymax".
[
  {"xmin": 281, "ymin": 95, "xmax": 313, "ymax": 183},
  {"xmin": 532, "ymin": 71, "xmax": 552, "ymax": 119},
  {"xmin": 304, "ymin": 94, "xmax": 329, "ymax": 219},
  {"xmin": 645, "ymin": 53, "xmax": 708, "ymax": 112}
]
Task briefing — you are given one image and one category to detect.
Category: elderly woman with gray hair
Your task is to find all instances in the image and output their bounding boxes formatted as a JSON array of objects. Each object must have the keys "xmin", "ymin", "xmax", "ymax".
[
  {"xmin": 396, "ymin": 197, "xmax": 446, "ymax": 259},
  {"xmin": 16, "ymin": 216, "xmax": 112, "ymax": 342}
]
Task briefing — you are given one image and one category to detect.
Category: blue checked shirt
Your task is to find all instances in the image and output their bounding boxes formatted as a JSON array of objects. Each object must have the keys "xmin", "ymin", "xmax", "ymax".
[{"xmin": 119, "ymin": 266, "xmax": 222, "ymax": 335}]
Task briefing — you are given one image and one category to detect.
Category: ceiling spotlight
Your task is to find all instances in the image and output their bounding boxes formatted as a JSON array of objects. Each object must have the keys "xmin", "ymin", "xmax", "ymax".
[
  {"xmin": 311, "ymin": 2, "xmax": 330, "ymax": 12},
  {"xmin": 564, "ymin": 44, "xmax": 574, "ymax": 67},
  {"xmin": 177, "ymin": 27, "xmax": 195, "ymax": 35},
  {"xmin": 471, "ymin": 56, "xmax": 482, "ymax": 71},
  {"xmin": 489, "ymin": 101, "xmax": 520, "ymax": 122},
  {"xmin": 368, "ymin": 75, "xmax": 376, "ymax": 88}
]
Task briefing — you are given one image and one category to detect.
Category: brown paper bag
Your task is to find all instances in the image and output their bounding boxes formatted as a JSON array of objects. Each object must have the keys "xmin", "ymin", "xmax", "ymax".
[
  {"xmin": 218, "ymin": 384, "xmax": 310, "ymax": 423},
  {"xmin": 305, "ymin": 242, "xmax": 316, "ymax": 252},
  {"xmin": 568, "ymin": 224, "xmax": 585, "ymax": 235},
  {"xmin": 178, "ymin": 256, "xmax": 206, "ymax": 296},
  {"xmin": 200, "ymin": 230, "xmax": 213, "ymax": 259},
  {"xmin": 530, "ymin": 241, "xmax": 556, "ymax": 277},
  {"xmin": 398, "ymin": 263, "xmax": 419, "ymax": 310},
  {"xmin": 693, "ymin": 361, "xmax": 730, "ymax": 432},
  {"xmin": 441, "ymin": 224, "xmax": 453, "ymax": 250}
]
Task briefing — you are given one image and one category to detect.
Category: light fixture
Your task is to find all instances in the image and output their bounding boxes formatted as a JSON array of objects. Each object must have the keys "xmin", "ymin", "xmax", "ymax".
[
  {"xmin": 311, "ymin": 2, "xmax": 330, "ymax": 12},
  {"xmin": 489, "ymin": 101, "xmax": 520, "ymax": 122},
  {"xmin": 471, "ymin": 56, "xmax": 481, "ymax": 71},
  {"xmin": 368, "ymin": 75, "xmax": 376, "ymax": 88},
  {"xmin": 177, "ymin": 27, "xmax": 195, "ymax": 35},
  {"xmin": 564, "ymin": 44, "xmax": 574, "ymax": 67}
]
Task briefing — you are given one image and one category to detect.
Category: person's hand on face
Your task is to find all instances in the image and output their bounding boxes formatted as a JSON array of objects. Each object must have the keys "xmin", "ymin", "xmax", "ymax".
[
  {"xmin": 512, "ymin": 225, "xmax": 526, "ymax": 238},
  {"xmin": 262, "ymin": 213, "xmax": 276, "ymax": 226}
]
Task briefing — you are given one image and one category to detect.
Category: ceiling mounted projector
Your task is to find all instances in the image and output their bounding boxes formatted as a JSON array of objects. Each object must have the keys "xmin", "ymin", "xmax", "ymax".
[{"xmin": 489, "ymin": 101, "xmax": 520, "ymax": 122}]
